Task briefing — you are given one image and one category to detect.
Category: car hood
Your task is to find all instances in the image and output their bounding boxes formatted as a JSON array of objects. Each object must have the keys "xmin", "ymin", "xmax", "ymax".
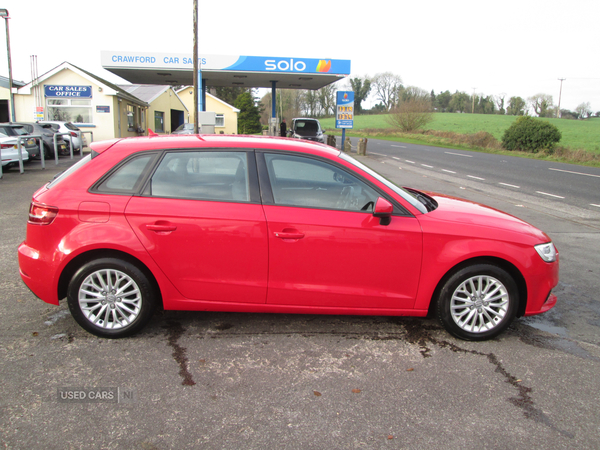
[{"xmin": 424, "ymin": 191, "xmax": 550, "ymax": 242}]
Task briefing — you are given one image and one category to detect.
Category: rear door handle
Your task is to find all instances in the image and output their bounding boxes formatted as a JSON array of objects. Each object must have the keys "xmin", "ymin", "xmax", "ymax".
[
  {"xmin": 146, "ymin": 222, "xmax": 177, "ymax": 233},
  {"xmin": 274, "ymin": 230, "xmax": 305, "ymax": 240}
]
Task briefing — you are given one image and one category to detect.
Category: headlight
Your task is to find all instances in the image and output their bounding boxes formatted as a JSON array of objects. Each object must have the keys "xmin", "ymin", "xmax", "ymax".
[{"xmin": 535, "ymin": 242, "xmax": 557, "ymax": 262}]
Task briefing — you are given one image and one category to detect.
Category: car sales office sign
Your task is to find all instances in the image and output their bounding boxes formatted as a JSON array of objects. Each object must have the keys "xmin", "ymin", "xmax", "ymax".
[
  {"xmin": 336, "ymin": 91, "xmax": 354, "ymax": 129},
  {"xmin": 44, "ymin": 85, "xmax": 92, "ymax": 98}
]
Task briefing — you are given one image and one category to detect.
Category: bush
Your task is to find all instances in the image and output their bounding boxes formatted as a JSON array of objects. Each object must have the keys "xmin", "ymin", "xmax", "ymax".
[
  {"xmin": 386, "ymin": 98, "xmax": 433, "ymax": 132},
  {"xmin": 501, "ymin": 116, "xmax": 561, "ymax": 153}
]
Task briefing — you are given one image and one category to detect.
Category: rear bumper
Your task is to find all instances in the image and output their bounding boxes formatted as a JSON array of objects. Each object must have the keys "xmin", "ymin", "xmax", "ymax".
[{"xmin": 18, "ymin": 242, "xmax": 59, "ymax": 305}]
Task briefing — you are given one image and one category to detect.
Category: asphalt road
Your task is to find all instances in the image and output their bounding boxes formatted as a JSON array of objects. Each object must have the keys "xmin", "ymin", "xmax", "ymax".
[
  {"xmin": 365, "ymin": 139, "xmax": 600, "ymax": 213},
  {"xmin": 1, "ymin": 145, "xmax": 599, "ymax": 450}
]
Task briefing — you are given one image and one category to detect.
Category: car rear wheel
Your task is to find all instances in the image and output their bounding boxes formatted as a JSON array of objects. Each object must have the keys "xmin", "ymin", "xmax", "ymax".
[
  {"xmin": 67, "ymin": 258, "xmax": 157, "ymax": 338},
  {"xmin": 437, "ymin": 264, "xmax": 518, "ymax": 341},
  {"xmin": 43, "ymin": 144, "xmax": 53, "ymax": 159}
]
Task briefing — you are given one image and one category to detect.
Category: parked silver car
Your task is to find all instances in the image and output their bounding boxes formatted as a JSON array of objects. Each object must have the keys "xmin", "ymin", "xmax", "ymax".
[
  {"xmin": 39, "ymin": 121, "xmax": 87, "ymax": 153},
  {"xmin": 0, "ymin": 135, "xmax": 29, "ymax": 168},
  {"xmin": 0, "ymin": 123, "xmax": 40, "ymax": 159}
]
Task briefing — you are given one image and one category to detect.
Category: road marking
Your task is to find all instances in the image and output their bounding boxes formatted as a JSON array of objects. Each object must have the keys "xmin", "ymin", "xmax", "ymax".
[
  {"xmin": 536, "ymin": 191, "xmax": 565, "ymax": 199},
  {"xmin": 406, "ymin": 160, "xmax": 416, "ymax": 164},
  {"xmin": 442, "ymin": 169, "xmax": 456, "ymax": 174},
  {"xmin": 422, "ymin": 164, "xmax": 433, "ymax": 168},
  {"xmin": 392, "ymin": 156, "xmax": 401, "ymax": 160},
  {"xmin": 468, "ymin": 175, "xmax": 485, "ymax": 180},
  {"xmin": 591, "ymin": 204, "xmax": 600, "ymax": 208},
  {"xmin": 499, "ymin": 182, "xmax": 520, "ymax": 189},
  {"xmin": 445, "ymin": 152, "xmax": 472, "ymax": 158},
  {"xmin": 549, "ymin": 168, "xmax": 600, "ymax": 178},
  {"xmin": 392, "ymin": 145, "xmax": 407, "ymax": 148}
]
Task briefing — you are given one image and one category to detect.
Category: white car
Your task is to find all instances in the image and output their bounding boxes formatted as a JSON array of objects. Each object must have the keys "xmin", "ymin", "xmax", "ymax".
[
  {"xmin": 1, "ymin": 136, "xmax": 29, "ymax": 167},
  {"xmin": 39, "ymin": 121, "xmax": 87, "ymax": 153}
]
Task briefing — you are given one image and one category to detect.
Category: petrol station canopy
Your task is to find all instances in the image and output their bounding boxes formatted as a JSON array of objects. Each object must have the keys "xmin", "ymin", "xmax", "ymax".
[{"xmin": 101, "ymin": 51, "xmax": 351, "ymax": 90}]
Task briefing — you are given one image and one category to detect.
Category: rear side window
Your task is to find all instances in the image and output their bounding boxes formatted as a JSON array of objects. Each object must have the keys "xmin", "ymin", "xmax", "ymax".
[
  {"xmin": 150, "ymin": 151, "xmax": 249, "ymax": 202},
  {"xmin": 95, "ymin": 154, "xmax": 156, "ymax": 194}
]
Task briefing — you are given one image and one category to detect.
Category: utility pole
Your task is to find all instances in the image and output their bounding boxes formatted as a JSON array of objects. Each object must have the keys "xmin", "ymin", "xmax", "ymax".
[
  {"xmin": 193, "ymin": 0, "xmax": 199, "ymax": 134},
  {"xmin": 0, "ymin": 9, "xmax": 15, "ymax": 122},
  {"xmin": 557, "ymin": 78, "xmax": 566, "ymax": 119}
]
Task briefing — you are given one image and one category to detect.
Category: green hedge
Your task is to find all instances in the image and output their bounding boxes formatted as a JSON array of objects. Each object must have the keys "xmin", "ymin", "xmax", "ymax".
[{"xmin": 501, "ymin": 116, "xmax": 562, "ymax": 153}]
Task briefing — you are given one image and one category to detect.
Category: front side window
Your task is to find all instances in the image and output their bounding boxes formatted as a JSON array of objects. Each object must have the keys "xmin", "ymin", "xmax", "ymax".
[
  {"xmin": 264, "ymin": 153, "xmax": 379, "ymax": 212},
  {"xmin": 150, "ymin": 151, "xmax": 249, "ymax": 202}
]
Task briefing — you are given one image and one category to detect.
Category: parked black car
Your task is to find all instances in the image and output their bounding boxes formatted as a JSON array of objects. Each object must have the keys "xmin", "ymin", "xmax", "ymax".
[
  {"xmin": 288, "ymin": 118, "xmax": 326, "ymax": 143},
  {"xmin": 0, "ymin": 123, "xmax": 41, "ymax": 159},
  {"xmin": 14, "ymin": 122, "xmax": 68, "ymax": 158}
]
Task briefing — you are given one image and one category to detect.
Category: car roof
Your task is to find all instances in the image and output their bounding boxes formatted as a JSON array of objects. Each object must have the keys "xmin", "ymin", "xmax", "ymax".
[{"xmin": 90, "ymin": 134, "xmax": 339, "ymax": 158}]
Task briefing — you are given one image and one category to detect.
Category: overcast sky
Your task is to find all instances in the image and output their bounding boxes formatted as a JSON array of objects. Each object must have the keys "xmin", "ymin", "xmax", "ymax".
[{"xmin": 1, "ymin": 0, "xmax": 598, "ymax": 113}]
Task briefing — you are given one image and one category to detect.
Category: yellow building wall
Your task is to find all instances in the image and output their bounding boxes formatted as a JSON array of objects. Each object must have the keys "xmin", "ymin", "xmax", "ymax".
[
  {"xmin": 146, "ymin": 88, "xmax": 187, "ymax": 134},
  {"xmin": 178, "ymin": 88, "xmax": 238, "ymax": 134}
]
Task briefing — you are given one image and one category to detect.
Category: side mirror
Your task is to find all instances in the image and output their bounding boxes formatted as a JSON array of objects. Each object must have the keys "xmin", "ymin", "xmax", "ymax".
[{"xmin": 373, "ymin": 197, "xmax": 393, "ymax": 225}]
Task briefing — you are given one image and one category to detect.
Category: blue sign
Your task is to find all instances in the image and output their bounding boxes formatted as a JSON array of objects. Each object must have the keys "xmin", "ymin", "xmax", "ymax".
[
  {"xmin": 96, "ymin": 106, "xmax": 110, "ymax": 113},
  {"xmin": 336, "ymin": 91, "xmax": 354, "ymax": 129},
  {"xmin": 45, "ymin": 85, "xmax": 92, "ymax": 98},
  {"xmin": 101, "ymin": 52, "xmax": 351, "ymax": 76},
  {"xmin": 223, "ymin": 56, "xmax": 351, "ymax": 75}
]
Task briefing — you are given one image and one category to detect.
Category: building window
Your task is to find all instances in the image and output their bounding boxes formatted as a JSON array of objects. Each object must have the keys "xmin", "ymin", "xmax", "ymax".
[
  {"xmin": 127, "ymin": 105, "xmax": 135, "ymax": 130},
  {"xmin": 47, "ymin": 98, "xmax": 92, "ymax": 124},
  {"xmin": 154, "ymin": 111, "xmax": 164, "ymax": 133},
  {"xmin": 216, "ymin": 114, "xmax": 225, "ymax": 127}
]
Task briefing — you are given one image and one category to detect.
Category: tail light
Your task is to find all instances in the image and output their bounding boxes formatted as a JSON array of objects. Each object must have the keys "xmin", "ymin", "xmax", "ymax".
[
  {"xmin": 1, "ymin": 143, "xmax": 16, "ymax": 149},
  {"xmin": 70, "ymin": 132, "xmax": 77, "ymax": 137},
  {"xmin": 28, "ymin": 202, "xmax": 58, "ymax": 225}
]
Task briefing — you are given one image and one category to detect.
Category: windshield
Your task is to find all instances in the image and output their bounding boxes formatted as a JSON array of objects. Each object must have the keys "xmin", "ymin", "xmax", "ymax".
[{"xmin": 339, "ymin": 152, "xmax": 427, "ymax": 214}]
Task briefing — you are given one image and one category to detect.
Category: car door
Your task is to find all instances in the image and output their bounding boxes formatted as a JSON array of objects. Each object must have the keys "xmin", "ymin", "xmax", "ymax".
[
  {"xmin": 259, "ymin": 152, "xmax": 423, "ymax": 311},
  {"xmin": 125, "ymin": 150, "xmax": 269, "ymax": 304}
]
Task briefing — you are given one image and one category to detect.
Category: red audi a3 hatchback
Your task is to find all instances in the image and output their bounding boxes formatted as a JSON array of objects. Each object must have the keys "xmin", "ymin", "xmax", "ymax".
[{"xmin": 19, "ymin": 135, "xmax": 558, "ymax": 340}]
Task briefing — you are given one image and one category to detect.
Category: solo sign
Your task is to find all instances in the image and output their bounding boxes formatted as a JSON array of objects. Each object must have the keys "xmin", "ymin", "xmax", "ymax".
[
  {"xmin": 336, "ymin": 91, "xmax": 354, "ymax": 129},
  {"xmin": 44, "ymin": 85, "xmax": 92, "ymax": 98}
]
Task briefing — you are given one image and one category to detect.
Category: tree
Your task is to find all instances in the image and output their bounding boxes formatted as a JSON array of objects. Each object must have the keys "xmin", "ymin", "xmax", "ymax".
[
  {"xmin": 387, "ymin": 97, "xmax": 433, "ymax": 132},
  {"xmin": 372, "ymin": 72, "xmax": 403, "ymax": 111},
  {"xmin": 528, "ymin": 93, "xmax": 554, "ymax": 117},
  {"xmin": 448, "ymin": 91, "xmax": 470, "ymax": 113},
  {"xmin": 348, "ymin": 76, "xmax": 372, "ymax": 114},
  {"xmin": 435, "ymin": 90, "xmax": 452, "ymax": 112},
  {"xmin": 400, "ymin": 86, "xmax": 430, "ymax": 103},
  {"xmin": 235, "ymin": 92, "xmax": 263, "ymax": 134},
  {"xmin": 317, "ymin": 85, "xmax": 337, "ymax": 116},
  {"xmin": 506, "ymin": 96, "xmax": 526, "ymax": 116},
  {"xmin": 574, "ymin": 102, "xmax": 592, "ymax": 119},
  {"xmin": 211, "ymin": 87, "xmax": 252, "ymax": 106},
  {"xmin": 495, "ymin": 94, "xmax": 506, "ymax": 115}
]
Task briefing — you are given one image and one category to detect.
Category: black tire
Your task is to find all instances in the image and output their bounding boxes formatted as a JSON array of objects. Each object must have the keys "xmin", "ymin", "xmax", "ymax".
[
  {"xmin": 67, "ymin": 258, "xmax": 157, "ymax": 338},
  {"xmin": 43, "ymin": 144, "xmax": 53, "ymax": 159},
  {"xmin": 437, "ymin": 264, "xmax": 518, "ymax": 341}
]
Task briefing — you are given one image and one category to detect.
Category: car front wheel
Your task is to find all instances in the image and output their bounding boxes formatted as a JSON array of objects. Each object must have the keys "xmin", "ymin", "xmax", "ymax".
[
  {"xmin": 437, "ymin": 264, "xmax": 518, "ymax": 341},
  {"xmin": 67, "ymin": 258, "xmax": 157, "ymax": 338}
]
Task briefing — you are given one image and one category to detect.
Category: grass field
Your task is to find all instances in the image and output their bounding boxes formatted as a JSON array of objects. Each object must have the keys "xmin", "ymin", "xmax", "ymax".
[{"xmin": 319, "ymin": 114, "xmax": 600, "ymax": 155}]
